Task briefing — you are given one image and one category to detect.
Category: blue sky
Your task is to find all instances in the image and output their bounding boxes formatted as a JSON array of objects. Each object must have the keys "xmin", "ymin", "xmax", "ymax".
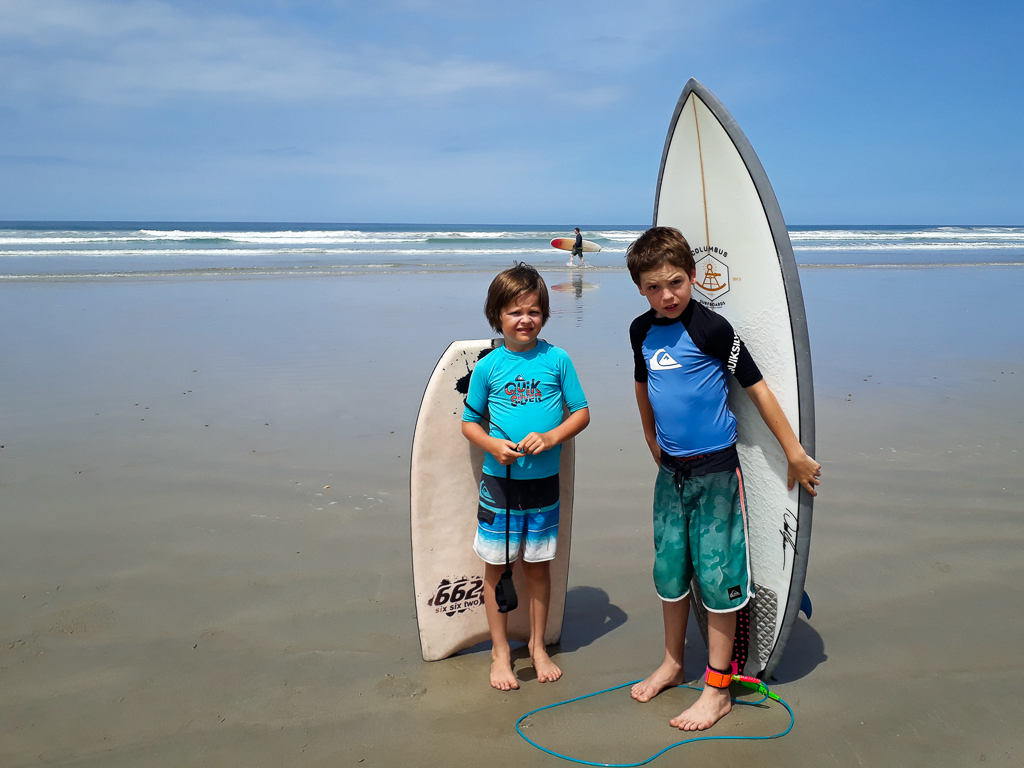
[{"xmin": 1, "ymin": 0, "xmax": 1021, "ymax": 224}]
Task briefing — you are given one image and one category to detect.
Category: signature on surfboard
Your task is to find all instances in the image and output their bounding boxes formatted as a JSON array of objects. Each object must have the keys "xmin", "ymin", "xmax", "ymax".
[{"xmin": 780, "ymin": 509, "xmax": 798, "ymax": 568}]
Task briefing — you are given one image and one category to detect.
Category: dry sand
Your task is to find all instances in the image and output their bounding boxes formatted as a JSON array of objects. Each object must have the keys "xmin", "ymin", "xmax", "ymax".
[{"xmin": 1, "ymin": 267, "xmax": 1022, "ymax": 767}]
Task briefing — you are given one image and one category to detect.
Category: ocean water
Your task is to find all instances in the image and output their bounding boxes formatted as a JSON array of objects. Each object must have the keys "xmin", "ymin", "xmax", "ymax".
[{"xmin": 1, "ymin": 223, "xmax": 1022, "ymax": 280}]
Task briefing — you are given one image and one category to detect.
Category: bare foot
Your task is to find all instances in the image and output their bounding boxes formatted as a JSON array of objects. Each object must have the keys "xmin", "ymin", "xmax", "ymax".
[
  {"xmin": 630, "ymin": 660, "xmax": 686, "ymax": 702},
  {"xmin": 490, "ymin": 653, "xmax": 519, "ymax": 691},
  {"xmin": 530, "ymin": 645, "xmax": 562, "ymax": 683},
  {"xmin": 670, "ymin": 684, "xmax": 732, "ymax": 730}
]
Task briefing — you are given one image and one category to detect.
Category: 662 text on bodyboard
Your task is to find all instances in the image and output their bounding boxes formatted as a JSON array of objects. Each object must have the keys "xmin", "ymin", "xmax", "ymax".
[{"xmin": 427, "ymin": 576, "xmax": 485, "ymax": 616}]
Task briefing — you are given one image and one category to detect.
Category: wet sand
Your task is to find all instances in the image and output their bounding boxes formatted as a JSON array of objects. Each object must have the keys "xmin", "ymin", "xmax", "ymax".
[{"xmin": 1, "ymin": 267, "xmax": 1023, "ymax": 767}]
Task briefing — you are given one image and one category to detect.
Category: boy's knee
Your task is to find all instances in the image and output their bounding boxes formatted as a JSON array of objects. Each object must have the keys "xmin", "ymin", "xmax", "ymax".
[
  {"xmin": 521, "ymin": 559, "xmax": 551, "ymax": 578},
  {"xmin": 484, "ymin": 561, "xmax": 510, "ymax": 580}
]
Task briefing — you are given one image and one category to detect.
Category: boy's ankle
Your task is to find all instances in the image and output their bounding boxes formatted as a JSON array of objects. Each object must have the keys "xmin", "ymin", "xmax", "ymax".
[{"xmin": 491, "ymin": 644, "xmax": 512, "ymax": 660}]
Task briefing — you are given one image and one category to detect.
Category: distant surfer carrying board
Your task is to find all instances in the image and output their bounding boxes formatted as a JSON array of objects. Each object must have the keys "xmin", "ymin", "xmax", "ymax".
[
  {"xmin": 625, "ymin": 228, "xmax": 821, "ymax": 730},
  {"xmin": 571, "ymin": 228, "xmax": 585, "ymax": 267},
  {"xmin": 461, "ymin": 263, "xmax": 591, "ymax": 690}
]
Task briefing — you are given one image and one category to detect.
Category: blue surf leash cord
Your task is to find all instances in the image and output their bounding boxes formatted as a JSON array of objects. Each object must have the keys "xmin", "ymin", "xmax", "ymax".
[
  {"xmin": 464, "ymin": 398, "xmax": 796, "ymax": 764},
  {"xmin": 515, "ymin": 676, "xmax": 794, "ymax": 767},
  {"xmin": 462, "ymin": 399, "xmax": 520, "ymax": 613}
]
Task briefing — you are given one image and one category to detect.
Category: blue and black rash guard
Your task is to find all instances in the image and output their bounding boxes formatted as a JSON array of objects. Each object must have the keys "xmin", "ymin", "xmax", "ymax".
[{"xmin": 630, "ymin": 301, "xmax": 762, "ymax": 458}]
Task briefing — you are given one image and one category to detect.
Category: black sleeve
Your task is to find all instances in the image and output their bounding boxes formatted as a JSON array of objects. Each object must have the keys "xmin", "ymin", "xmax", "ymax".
[
  {"xmin": 684, "ymin": 304, "xmax": 763, "ymax": 388},
  {"xmin": 629, "ymin": 312, "xmax": 655, "ymax": 383}
]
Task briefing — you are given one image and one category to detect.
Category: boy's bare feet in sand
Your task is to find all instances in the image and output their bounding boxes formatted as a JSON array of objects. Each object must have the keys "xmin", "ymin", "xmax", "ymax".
[
  {"xmin": 630, "ymin": 659, "xmax": 687, "ymax": 702},
  {"xmin": 670, "ymin": 685, "xmax": 731, "ymax": 730},
  {"xmin": 490, "ymin": 651, "xmax": 519, "ymax": 691},
  {"xmin": 530, "ymin": 643, "xmax": 562, "ymax": 683}
]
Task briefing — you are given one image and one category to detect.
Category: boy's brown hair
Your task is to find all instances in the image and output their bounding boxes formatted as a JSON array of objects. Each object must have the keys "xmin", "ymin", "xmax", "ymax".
[
  {"xmin": 625, "ymin": 226, "xmax": 695, "ymax": 284},
  {"xmin": 484, "ymin": 262, "xmax": 550, "ymax": 333}
]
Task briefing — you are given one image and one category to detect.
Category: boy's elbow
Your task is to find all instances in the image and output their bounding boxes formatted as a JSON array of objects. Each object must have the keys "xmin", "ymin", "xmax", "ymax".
[
  {"xmin": 744, "ymin": 378, "xmax": 769, "ymax": 401},
  {"xmin": 580, "ymin": 408, "xmax": 591, "ymax": 429}
]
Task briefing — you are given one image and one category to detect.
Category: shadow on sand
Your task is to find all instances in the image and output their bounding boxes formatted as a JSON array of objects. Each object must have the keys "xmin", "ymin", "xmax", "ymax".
[
  {"xmin": 455, "ymin": 585, "xmax": 627, "ymax": 668},
  {"xmin": 620, "ymin": 610, "xmax": 825, "ymax": 685},
  {"xmin": 515, "ymin": 586, "xmax": 627, "ymax": 682},
  {"xmin": 766, "ymin": 617, "xmax": 827, "ymax": 683},
  {"xmin": 557, "ymin": 585, "xmax": 629, "ymax": 652}
]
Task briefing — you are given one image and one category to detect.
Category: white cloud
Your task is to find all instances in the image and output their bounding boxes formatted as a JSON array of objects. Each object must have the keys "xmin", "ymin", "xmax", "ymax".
[{"xmin": 0, "ymin": 0, "xmax": 542, "ymax": 104}]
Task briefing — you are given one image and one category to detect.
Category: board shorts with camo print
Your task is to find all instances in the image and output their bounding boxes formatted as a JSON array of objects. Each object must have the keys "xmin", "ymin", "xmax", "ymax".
[{"xmin": 652, "ymin": 445, "xmax": 751, "ymax": 612}]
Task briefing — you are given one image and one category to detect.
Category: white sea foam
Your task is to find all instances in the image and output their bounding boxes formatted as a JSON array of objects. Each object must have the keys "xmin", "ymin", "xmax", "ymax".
[
  {"xmin": 591, "ymin": 230, "xmax": 645, "ymax": 242},
  {"xmin": 0, "ymin": 236, "xmax": 157, "ymax": 245},
  {"xmin": 0, "ymin": 227, "xmax": 635, "ymax": 246},
  {"xmin": 799, "ymin": 261, "xmax": 1024, "ymax": 269},
  {"xmin": 790, "ymin": 228, "xmax": 1024, "ymax": 248},
  {"xmin": 137, "ymin": 230, "xmax": 434, "ymax": 244},
  {"xmin": 793, "ymin": 242, "xmax": 1023, "ymax": 251},
  {"xmin": 7, "ymin": 226, "xmax": 1022, "ymax": 250},
  {"xmin": 0, "ymin": 246, "xmax": 626, "ymax": 258},
  {"xmin": 1, "ymin": 224, "xmax": 1021, "ymax": 280}
]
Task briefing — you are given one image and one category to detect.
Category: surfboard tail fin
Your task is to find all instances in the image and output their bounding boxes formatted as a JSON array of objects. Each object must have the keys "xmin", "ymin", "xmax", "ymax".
[{"xmin": 800, "ymin": 591, "xmax": 812, "ymax": 619}]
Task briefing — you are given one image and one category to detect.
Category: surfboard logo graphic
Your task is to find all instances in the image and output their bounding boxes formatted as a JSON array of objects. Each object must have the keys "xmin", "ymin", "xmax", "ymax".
[
  {"xmin": 650, "ymin": 349, "xmax": 683, "ymax": 370},
  {"xmin": 427, "ymin": 576, "xmax": 485, "ymax": 616},
  {"xmin": 692, "ymin": 255, "xmax": 730, "ymax": 305}
]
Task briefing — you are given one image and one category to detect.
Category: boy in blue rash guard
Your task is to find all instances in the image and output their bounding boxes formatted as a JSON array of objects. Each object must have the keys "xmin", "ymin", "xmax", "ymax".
[
  {"xmin": 462, "ymin": 263, "xmax": 590, "ymax": 691},
  {"xmin": 626, "ymin": 227, "xmax": 821, "ymax": 731}
]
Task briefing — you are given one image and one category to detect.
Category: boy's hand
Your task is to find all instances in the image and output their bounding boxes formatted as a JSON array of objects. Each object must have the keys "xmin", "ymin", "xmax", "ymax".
[
  {"xmin": 787, "ymin": 450, "xmax": 822, "ymax": 496},
  {"xmin": 518, "ymin": 431, "xmax": 556, "ymax": 455},
  {"xmin": 492, "ymin": 440, "xmax": 525, "ymax": 466},
  {"xmin": 744, "ymin": 381, "xmax": 822, "ymax": 496}
]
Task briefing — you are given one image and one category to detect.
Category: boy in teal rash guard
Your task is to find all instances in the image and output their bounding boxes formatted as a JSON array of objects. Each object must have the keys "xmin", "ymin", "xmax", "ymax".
[{"xmin": 462, "ymin": 263, "xmax": 590, "ymax": 691}]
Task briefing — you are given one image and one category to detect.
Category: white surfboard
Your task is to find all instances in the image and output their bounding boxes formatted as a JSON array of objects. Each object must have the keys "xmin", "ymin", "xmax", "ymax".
[
  {"xmin": 654, "ymin": 79, "xmax": 815, "ymax": 678},
  {"xmin": 410, "ymin": 339, "xmax": 575, "ymax": 662},
  {"xmin": 550, "ymin": 237, "xmax": 602, "ymax": 253}
]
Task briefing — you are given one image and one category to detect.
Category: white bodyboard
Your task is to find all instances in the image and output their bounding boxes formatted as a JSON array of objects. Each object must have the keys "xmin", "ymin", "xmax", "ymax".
[{"xmin": 410, "ymin": 339, "xmax": 575, "ymax": 662}]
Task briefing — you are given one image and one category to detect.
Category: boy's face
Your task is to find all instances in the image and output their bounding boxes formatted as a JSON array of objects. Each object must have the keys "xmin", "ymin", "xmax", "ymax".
[
  {"xmin": 500, "ymin": 291, "xmax": 544, "ymax": 352},
  {"xmin": 637, "ymin": 265, "xmax": 697, "ymax": 319}
]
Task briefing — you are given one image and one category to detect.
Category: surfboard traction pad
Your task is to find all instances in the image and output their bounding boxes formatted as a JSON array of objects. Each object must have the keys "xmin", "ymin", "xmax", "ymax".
[
  {"xmin": 410, "ymin": 339, "xmax": 575, "ymax": 662},
  {"xmin": 690, "ymin": 582, "xmax": 778, "ymax": 676}
]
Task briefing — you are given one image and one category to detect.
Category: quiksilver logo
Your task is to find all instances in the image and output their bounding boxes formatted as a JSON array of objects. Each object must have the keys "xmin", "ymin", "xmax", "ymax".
[
  {"xmin": 650, "ymin": 349, "xmax": 682, "ymax": 371},
  {"xmin": 727, "ymin": 333, "xmax": 741, "ymax": 374},
  {"xmin": 479, "ymin": 481, "xmax": 494, "ymax": 503}
]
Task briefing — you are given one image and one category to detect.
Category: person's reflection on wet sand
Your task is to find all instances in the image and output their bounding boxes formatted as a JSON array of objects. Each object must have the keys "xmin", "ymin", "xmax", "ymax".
[{"xmin": 551, "ymin": 270, "xmax": 594, "ymax": 326}]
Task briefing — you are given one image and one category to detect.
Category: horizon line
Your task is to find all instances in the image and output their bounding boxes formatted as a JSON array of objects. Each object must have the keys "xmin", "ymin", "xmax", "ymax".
[{"xmin": 2, "ymin": 220, "xmax": 1022, "ymax": 228}]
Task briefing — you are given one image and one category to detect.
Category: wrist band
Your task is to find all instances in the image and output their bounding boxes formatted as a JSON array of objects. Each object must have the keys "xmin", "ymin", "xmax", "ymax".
[{"xmin": 704, "ymin": 665, "xmax": 733, "ymax": 689}]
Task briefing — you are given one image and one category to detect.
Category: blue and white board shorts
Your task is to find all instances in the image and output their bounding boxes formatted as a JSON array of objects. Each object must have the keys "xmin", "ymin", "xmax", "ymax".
[{"xmin": 474, "ymin": 473, "xmax": 560, "ymax": 564}]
